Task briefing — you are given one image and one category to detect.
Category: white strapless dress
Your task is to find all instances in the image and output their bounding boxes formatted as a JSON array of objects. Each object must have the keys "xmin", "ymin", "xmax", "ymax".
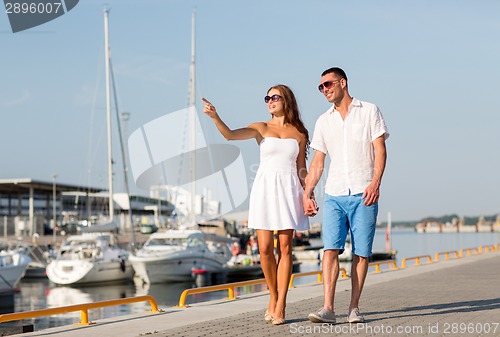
[{"xmin": 247, "ymin": 137, "xmax": 309, "ymax": 231}]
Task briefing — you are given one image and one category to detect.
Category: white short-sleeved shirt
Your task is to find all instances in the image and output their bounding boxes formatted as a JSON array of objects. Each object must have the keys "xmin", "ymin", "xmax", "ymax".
[{"xmin": 310, "ymin": 98, "xmax": 389, "ymax": 196}]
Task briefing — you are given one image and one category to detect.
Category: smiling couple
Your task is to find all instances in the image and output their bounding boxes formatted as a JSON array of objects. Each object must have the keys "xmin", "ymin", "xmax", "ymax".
[{"xmin": 202, "ymin": 66, "xmax": 389, "ymax": 325}]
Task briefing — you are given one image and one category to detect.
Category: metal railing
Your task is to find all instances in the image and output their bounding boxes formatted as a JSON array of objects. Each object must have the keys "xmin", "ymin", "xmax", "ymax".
[
  {"xmin": 175, "ymin": 279, "xmax": 268, "ymax": 308},
  {"xmin": 369, "ymin": 260, "xmax": 398, "ymax": 273},
  {"xmin": 176, "ymin": 242, "xmax": 500, "ymax": 308},
  {"xmin": 176, "ymin": 243, "xmax": 500, "ymax": 308},
  {"xmin": 176, "ymin": 267, "xmax": 350, "ymax": 308},
  {"xmin": 289, "ymin": 270, "xmax": 322, "ymax": 288},
  {"xmin": 434, "ymin": 250, "xmax": 459, "ymax": 262},
  {"xmin": 478, "ymin": 244, "xmax": 499, "ymax": 253},
  {"xmin": 0, "ymin": 295, "xmax": 160, "ymax": 326},
  {"xmin": 288, "ymin": 268, "xmax": 348, "ymax": 288},
  {"xmin": 400, "ymin": 255, "xmax": 433, "ymax": 268},
  {"xmin": 459, "ymin": 247, "xmax": 479, "ymax": 257}
]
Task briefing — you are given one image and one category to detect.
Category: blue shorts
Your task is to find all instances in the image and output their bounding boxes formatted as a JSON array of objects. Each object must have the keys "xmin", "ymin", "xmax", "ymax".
[{"xmin": 322, "ymin": 193, "xmax": 378, "ymax": 257}]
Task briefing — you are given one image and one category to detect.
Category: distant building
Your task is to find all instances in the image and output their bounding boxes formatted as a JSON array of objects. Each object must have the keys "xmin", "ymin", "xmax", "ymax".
[{"xmin": 0, "ymin": 178, "xmax": 174, "ymax": 237}]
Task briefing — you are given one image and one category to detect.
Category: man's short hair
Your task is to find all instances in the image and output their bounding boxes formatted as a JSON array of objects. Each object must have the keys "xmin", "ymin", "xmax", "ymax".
[{"xmin": 321, "ymin": 67, "xmax": 348, "ymax": 82}]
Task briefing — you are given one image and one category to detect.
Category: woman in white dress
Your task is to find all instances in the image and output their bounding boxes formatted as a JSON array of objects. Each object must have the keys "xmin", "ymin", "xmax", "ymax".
[{"xmin": 202, "ymin": 84, "xmax": 310, "ymax": 325}]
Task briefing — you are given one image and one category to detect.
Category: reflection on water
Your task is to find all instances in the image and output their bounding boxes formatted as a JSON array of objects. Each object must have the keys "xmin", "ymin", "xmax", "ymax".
[
  {"xmin": 14, "ymin": 278, "xmax": 137, "ymax": 329},
  {"xmin": 10, "ymin": 230, "xmax": 500, "ymax": 331}
]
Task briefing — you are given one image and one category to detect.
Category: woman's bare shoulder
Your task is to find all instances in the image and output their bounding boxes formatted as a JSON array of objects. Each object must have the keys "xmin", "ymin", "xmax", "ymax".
[{"xmin": 248, "ymin": 121, "xmax": 268, "ymax": 130}]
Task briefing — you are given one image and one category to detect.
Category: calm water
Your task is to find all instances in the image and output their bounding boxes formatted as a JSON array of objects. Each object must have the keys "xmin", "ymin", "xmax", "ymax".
[{"xmin": 9, "ymin": 230, "xmax": 500, "ymax": 330}]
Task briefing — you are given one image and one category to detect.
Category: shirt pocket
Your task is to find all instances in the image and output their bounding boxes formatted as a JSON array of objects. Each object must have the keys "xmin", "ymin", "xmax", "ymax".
[{"xmin": 351, "ymin": 123, "xmax": 368, "ymax": 142}]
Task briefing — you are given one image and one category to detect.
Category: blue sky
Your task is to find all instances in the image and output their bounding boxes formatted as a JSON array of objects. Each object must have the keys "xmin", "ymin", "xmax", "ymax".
[{"xmin": 1, "ymin": 0, "xmax": 500, "ymax": 222}]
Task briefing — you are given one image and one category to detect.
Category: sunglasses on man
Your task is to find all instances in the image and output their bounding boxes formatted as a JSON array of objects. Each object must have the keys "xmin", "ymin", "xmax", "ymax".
[{"xmin": 318, "ymin": 79, "xmax": 342, "ymax": 93}]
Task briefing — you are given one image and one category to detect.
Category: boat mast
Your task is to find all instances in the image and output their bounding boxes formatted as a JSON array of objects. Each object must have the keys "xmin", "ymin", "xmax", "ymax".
[
  {"xmin": 386, "ymin": 211, "xmax": 392, "ymax": 252},
  {"xmin": 104, "ymin": 8, "xmax": 114, "ymax": 222},
  {"xmin": 188, "ymin": 10, "xmax": 196, "ymax": 226}
]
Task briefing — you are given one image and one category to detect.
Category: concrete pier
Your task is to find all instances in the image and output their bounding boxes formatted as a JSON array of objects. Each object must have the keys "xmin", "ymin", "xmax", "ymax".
[{"xmin": 7, "ymin": 250, "xmax": 500, "ymax": 337}]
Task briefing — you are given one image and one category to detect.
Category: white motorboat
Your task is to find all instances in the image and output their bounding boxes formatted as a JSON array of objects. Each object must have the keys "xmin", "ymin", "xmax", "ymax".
[
  {"xmin": 46, "ymin": 232, "xmax": 133, "ymax": 285},
  {"xmin": 0, "ymin": 249, "xmax": 31, "ymax": 291},
  {"xmin": 129, "ymin": 229, "xmax": 232, "ymax": 283}
]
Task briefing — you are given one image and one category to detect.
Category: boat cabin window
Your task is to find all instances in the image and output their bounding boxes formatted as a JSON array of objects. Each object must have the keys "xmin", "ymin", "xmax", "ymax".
[{"xmin": 186, "ymin": 236, "xmax": 205, "ymax": 248}]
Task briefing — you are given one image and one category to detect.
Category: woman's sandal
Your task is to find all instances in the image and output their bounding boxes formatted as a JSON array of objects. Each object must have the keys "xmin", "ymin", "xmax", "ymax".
[
  {"xmin": 272, "ymin": 317, "xmax": 285, "ymax": 325},
  {"xmin": 264, "ymin": 310, "xmax": 273, "ymax": 322}
]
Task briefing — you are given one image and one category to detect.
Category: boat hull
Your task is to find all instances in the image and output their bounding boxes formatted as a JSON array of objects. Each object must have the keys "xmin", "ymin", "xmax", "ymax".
[
  {"xmin": 1, "ymin": 263, "xmax": 30, "ymax": 290},
  {"xmin": 46, "ymin": 259, "xmax": 133, "ymax": 285},
  {"xmin": 130, "ymin": 253, "xmax": 225, "ymax": 283},
  {"xmin": 0, "ymin": 251, "xmax": 31, "ymax": 290}
]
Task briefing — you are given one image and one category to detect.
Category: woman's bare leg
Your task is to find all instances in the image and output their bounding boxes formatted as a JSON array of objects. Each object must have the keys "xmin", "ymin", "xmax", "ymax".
[
  {"xmin": 256, "ymin": 229, "xmax": 278, "ymax": 315},
  {"xmin": 274, "ymin": 229, "xmax": 294, "ymax": 320}
]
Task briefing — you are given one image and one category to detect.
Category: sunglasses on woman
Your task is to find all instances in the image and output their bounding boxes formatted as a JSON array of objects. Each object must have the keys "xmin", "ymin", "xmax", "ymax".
[{"xmin": 264, "ymin": 94, "xmax": 282, "ymax": 103}]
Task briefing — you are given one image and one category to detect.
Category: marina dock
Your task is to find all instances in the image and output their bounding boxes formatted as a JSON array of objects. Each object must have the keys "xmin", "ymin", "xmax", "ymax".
[{"xmin": 5, "ymin": 248, "xmax": 499, "ymax": 337}]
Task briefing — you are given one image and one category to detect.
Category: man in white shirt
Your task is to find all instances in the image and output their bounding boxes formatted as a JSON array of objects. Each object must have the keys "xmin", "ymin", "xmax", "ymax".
[{"xmin": 303, "ymin": 67, "xmax": 389, "ymax": 324}]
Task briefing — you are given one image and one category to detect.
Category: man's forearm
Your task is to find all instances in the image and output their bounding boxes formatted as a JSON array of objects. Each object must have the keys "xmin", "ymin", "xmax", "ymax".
[
  {"xmin": 372, "ymin": 137, "xmax": 387, "ymax": 187},
  {"xmin": 304, "ymin": 152, "xmax": 325, "ymax": 199}
]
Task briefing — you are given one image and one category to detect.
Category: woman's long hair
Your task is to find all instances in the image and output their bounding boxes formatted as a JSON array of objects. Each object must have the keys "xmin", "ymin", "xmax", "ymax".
[{"xmin": 268, "ymin": 84, "xmax": 310, "ymax": 157}]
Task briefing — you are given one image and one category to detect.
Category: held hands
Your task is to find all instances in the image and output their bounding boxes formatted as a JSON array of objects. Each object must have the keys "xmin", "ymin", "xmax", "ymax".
[
  {"xmin": 303, "ymin": 196, "xmax": 319, "ymax": 217},
  {"xmin": 202, "ymin": 98, "xmax": 218, "ymax": 118}
]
